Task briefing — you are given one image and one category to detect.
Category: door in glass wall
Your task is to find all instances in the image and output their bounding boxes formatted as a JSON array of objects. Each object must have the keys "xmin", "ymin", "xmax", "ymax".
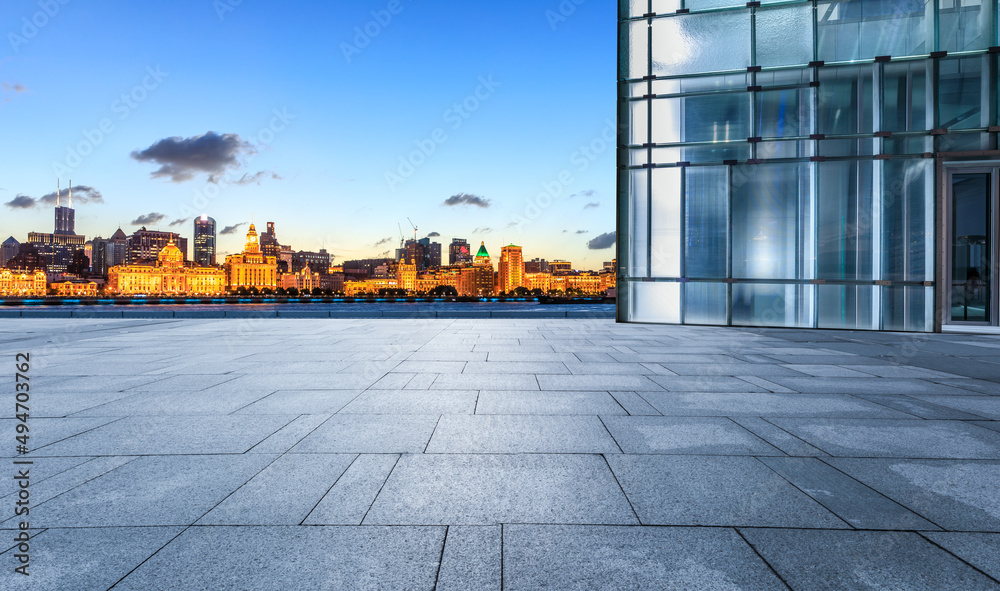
[{"xmin": 947, "ymin": 168, "xmax": 999, "ymax": 325}]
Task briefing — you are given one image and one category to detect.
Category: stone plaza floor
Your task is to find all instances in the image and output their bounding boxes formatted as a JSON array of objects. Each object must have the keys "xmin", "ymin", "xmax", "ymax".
[{"xmin": 1, "ymin": 317, "xmax": 1000, "ymax": 589}]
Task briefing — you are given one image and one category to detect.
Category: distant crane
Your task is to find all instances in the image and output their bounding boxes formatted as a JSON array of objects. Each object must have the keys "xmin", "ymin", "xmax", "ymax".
[
  {"xmin": 397, "ymin": 223, "xmax": 406, "ymax": 248},
  {"xmin": 407, "ymin": 218, "xmax": 418, "ymax": 242}
]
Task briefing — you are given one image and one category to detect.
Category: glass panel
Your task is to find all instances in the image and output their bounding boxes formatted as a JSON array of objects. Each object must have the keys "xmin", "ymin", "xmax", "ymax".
[
  {"xmin": 938, "ymin": 132, "xmax": 996, "ymax": 152},
  {"xmin": 818, "ymin": 285, "xmax": 875, "ymax": 329},
  {"xmin": 685, "ymin": 166, "xmax": 729, "ymax": 278},
  {"xmin": 651, "ymin": 168, "xmax": 683, "ymax": 277},
  {"xmin": 731, "ymin": 163, "xmax": 814, "ymax": 280},
  {"xmin": 938, "ymin": 56, "xmax": 986, "ymax": 130},
  {"xmin": 817, "ymin": 65, "xmax": 875, "ymax": 136},
  {"xmin": 883, "ymin": 286, "xmax": 933, "ymax": 331},
  {"xmin": 883, "ymin": 61, "xmax": 931, "ymax": 133},
  {"xmin": 651, "ymin": 73, "xmax": 748, "ymax": 94},
  {"xmin": 623, "ymin": 20, "xmax": 649, "ymax": 80},
  {"xmin": 817, "ymin": 1, "xmax": 931, "ymax": 62},
  {"xmin": 652, "ymin": 143, "xmax": 751, "ymax": 164},
  {"xmin": 651, "ymin": 93, "xmax": 751, "ymax": 143},
  {"xmin": 756, "ymin": 88, "xmax": 813, "ymax": 138},
  {"xmin": 950, "ymin": 173, "xmax": 992, "ymax": 323},
  {"xmin": 629, "ymin": 170, "xmax": 650, "ymax": 276},
  {"xmin": 755, "ymin": 140, "xmax": 814, "ymax": 160},
  {"xmin": 817, "ymin": 161, "xmax": 873, "ymax": 280},
  {"xmin": 732, "ymin": 284, "xmax": 814, "ymax": 327},
  {"xmin": 652, "ymin": 11, "xmax": 751, "ymax": 76},
  {"xmin": 683, "ymin": 0, "xmax": 747, "ymax": 9},
  {"xmin": 939, "ymin": 0, "xmax": 995, "ymax": 53},
  {"xmin": 883, "ymin": 137, "xmax": 933, "ymax": 155},
  {"xmin": 684, "ymin": 282, "xmax": 728, "ymax": 325},
  {"xmin": 630, "ymin": 282, "xmax": 681, "ymax": 322},
  {"xmin": 755, "ymin": 4, "xmax": 813, "ymax": 68},
  {"xmin": 818, "ymin": 138, "xmax": 875, "ymax": 157},
  {"xmin": 882, "ymin": 159, "xmax": 933, "ymax": 282},
  {"xmin": 652, "ymin": 0, "xmax": 682, "ymax": 13},
  {"xmin": 630, "ymin": 100, "xmax": 649, "ymax": 144}
]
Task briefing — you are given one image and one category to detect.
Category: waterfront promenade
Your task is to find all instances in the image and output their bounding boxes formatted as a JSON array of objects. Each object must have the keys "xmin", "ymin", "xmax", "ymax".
[{"xmin": 2, "ymin": 318, "xmax": 999, "ymax": 589}]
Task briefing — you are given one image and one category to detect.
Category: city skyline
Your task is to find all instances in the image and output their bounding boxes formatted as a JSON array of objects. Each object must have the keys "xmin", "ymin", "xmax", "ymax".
[{"xmin": 0, "ymin": 0, "xmax": 616, "ymax": 268}]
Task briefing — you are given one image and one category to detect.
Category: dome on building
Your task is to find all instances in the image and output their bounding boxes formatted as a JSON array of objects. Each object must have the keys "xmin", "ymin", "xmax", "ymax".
[
  {"xmin": 475, "ymin": 242, "xmax": 489, "ymax": 258},
  {"xmin": 157, "ymin": 240, "xmax": 184, "ymax": 267}
]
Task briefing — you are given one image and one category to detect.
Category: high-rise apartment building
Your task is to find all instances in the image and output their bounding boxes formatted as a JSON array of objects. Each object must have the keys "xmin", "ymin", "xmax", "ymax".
[
  {"xmin": 619, "ymin": 1, "xmax": 1000, "ymax": 332},
  {"xmin": 194, "ymin": 216, "xmax": 217, "ymax": 266},
  {"xmin": 0, "ymin": 237, "xmax": 19, "ymax": 268},
  {"xmin": 126, "ymin": 228, "xmax": 187, "ymax": 265},
  {"xmin": 498, "ymin": 244, "xmax": 525, "ymax": 294}
]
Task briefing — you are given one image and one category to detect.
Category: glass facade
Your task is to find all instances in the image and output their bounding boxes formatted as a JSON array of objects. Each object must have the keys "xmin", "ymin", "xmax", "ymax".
[{"xmin": 619, "ymin": 0, "xmax": 1000, "ymax": 331}]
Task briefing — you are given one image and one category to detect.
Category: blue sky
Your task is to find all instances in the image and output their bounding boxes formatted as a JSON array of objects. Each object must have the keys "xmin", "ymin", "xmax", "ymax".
[{"xmin": 0, "ymin": 0, "xmax": 616, "ymax": 268}]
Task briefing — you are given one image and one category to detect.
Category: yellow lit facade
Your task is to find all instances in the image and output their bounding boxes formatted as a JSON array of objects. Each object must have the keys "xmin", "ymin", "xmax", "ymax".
[
  {"xmin": 396, "ymin": 257, "xmax": 417, "ymax": 292},
  {"xmin": 498, "ymin": 244, "xmax": 525, "ymax": 294},
  {"xmin": 344, "ymin": 278, "xmax": 397, "ymax": 296},
  {"xmin": 107, "ymin": 240, "xmax": 226, "ymax": 295},
  {"xmin": 280, "ymin": 266, "xmax": 320, "ymax": 292},
  {"xmin": 51, "ymin": 281, "xmax": 98, "ymax": 297},
  {"xmin": 0, "ymin": 269, "xmax": 48, "ymax": 296},
  {"xmin": 224, "ymin": 224, "xmax": 278, "ymax": 291}
]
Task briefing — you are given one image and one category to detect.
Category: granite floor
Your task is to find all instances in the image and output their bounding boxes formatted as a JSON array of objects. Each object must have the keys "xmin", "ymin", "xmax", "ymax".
[{"xmin": 2, "ymin": 318, "xmax": 1000, "ymax": 589}]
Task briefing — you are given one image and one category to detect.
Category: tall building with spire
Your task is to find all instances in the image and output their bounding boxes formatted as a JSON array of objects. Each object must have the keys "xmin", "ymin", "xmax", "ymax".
[
  {"xmin": 26, "ymin": 180, "xmax": 86, "ymax": 273},
  {"xmin": 224, "ymin": 223, "xmax": 278, "ymax": 291},
  {"xmin": 54, "ymin": 179, "xmax": 75, "ymax": 235},
  {"xmin": 459, "ymin": 242, "xmax": 494, "ymax": 297}
]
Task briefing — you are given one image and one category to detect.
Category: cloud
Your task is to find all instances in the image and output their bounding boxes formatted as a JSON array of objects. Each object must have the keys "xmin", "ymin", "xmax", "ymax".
[
  {"xmin": 232, "ymin": 171, "xmax": 282, "ymax": 186},
  {"xmin": 426, "ymin": 232, "xmax": 441, "ymax": 238},
  {"xmin": 169, "ymin": 218, "xmax": 190, "ymax": 227},
  {"xmin": 38, "ymin": 185, "xmax": 104, "ymax": 206},
  {"xmin": 4, "ymin": 195, "xmax": 35, "ymax": 209},
  {"xmin": 575, "ymin": 230, "xmax": 588, "ymax": 234},
  {"xmin": 131, "ymin": 132, "xmax": 256, "ymax": 183},
  {"xmin": 2, "ymin": 83, "xmax": 27, "ymax": 93},
  {"xmin": 131, "ymin": 212, "xmax": 166, "ymax": 226},
  {"xmin": 583, "ymin": 202, "xmax": 600, "ymax": 210},
  {"xmin": 220, "ymin": 223, "xmax": 248, "ymax": 235},
  {"xmin": 373, "ymin": 236, "xmax": 394, "ymax": 247},
  {"xmin": 443, "ymin": 193, "xmax": 491, "ymax": 208},
  {"xmin": 472, "ymin": 227, "xmax": 492, "ymax": 234},
  {"xmin": 587, "ymin": 231, "xmax": 616, "ymax": 250},
  {"xmin": 569, "ymin": 190, "xmax": 596, "ymax": 199}
]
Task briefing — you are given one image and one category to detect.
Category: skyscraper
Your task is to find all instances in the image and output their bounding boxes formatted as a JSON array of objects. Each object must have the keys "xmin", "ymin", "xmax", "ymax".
[
  {"xmin": 0, "ymin": 237, "xmax": 19, "ymax": 268},
  {"xmin": 498, "ymin": 244, "xmax": 525, "ymax": 294},
  {"xmin": 194, "ymin": 215, "xmax": 217, "ymax": 266},
  {"xmin": 619, "ymin": 1, "xmax": 1000, "ymax": 332},
  {"xmin": 54, "ymin": 180, "xmax": 75, "ymax": 236},
  {"xmin": 449, "ymin": 239, "xmax": 471, "ymax": 265},
  {"xmin": 126, "ymin": 228, "xmax": 187, "ymax": 265}
]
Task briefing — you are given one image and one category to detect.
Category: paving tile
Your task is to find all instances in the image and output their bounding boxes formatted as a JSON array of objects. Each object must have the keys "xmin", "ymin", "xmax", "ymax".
[
  {"xmin": 198, "ymin": 454, "xmax": 356, "ymax": 525},
  {"xmin": 426, "ymin": 415, "xmax": 621, "ymax": 454},
  {"xmin": 339, "ymin": 390, "xmax": 478, "ymax": 414},
  {"xmin": 235, "ymin": 390, "xmax": 361, "ymax": 415},
  {"xmin": 769, "ymin": 418, "xmax": 1000, "ymax": 459},
  {"xmin": 34, "ymin": 415, "xmax": 291, "ymax": 456},
  {"xmin": 463, "ymin": 361, "xmax": 569, "ymax": 374},
  {"xmin": 609, "ymin": 392, "xmax": 661, "ymax": 415},
  {"xmin": 850, "ymin": 394, "xmax": 985, "ymax": 420},
  {"xmin": 429, "ymin": 373, "xmax": 539, "ymax": 390},
  {"xmin": 602, "ymin": 416, "xmax": 782, "ymax": 455},
  {"xmin": 368, "ymin": 372, "xmax": 415, "ymax": 389},
  {"xmin": 647, "ymin": 375, "xmax": 766, "ymax": 392},
  {"xmin": 122, "ymin": 373, "xmax": 238, "ymax": 392},
  {"xmin": 389, "ymin": 360, "xmax": 467, "ymax": 373},
  {"xmin": 407, "ymin": 351, "xmax": 487, "ymax": 362},
  {"xmin": 291, "ymin": 414, "xmax": 439, "ymax": 453},
  {"xmin": 825, "ymin": 458, "xmax": 1000, "ymax": 532},
  {"xmin": 781, "ymin": 364, "xmax": 874, "ymax": 377},
  {"xmin": 114, "ymin": 526, "xmax": 445, "ymax": 591},
  {"xmin": 907, "ymin": 395, "xmax": 1000, "ymax": 419},
  {"xmin": 474, "ymin": 391, "xmax": 626, "ymax": 415},
  {"xmin": 607, "ymin": 455, "xmax": 848, "ymax": 528},
  {"xmin": 364, "ymin": 454, "xmax": 638, "ymax": 525},
  {"xmin": 535, "ymin": 374, "xmax": 663, "ymax": 391},
  {"xmin": 503, "ymin": 525, "xmax": 786, "ymax": 591},
  {"xmin": 975, "ymin": 421, "xmax": 1000, "ymax": 434},
  {"xmin": 1, "ymin": 417, "xmax": 121, "ymax": 455},
  {"xmin": 922, "ymin": 532, "xmax": 1000, "ymax": 581},
  {"xmin": 641, "ymin": 391, "xmax": 914, "ymax": 418},
  {"xmin": 563, "ymin": 362, "xmax": 658, "ymax": 375},
  {"xmin": 740, "ymin": 529, "xmax": 1000, "ymax": 590},
  {"xmin": 247, "ymin": 414, "xmax": 331, "ymax": 453},
  {"xmin": 931, "ymin": 378, "xmax": 1000, "ymax": 394},
  {"xmin": 437, "ymin": 526, "xmax": 501, "ymax": 591},
  {"xmin": 404, "ymin": 373, "xmax": 438, "ymax": 389},
  {"xmin": 764, "ymin": 376, "xmax": 975, "ymax": 395},
  {"xmin": 304, "ymin": 454, "xmax": 399, "ymax": 525},
  {"xmin": 17, "ymin": 454, "xmax": 275, "ymax": 527},
  {"xmin": 0, "ymin": 527, "xmax": 183, "ymax": 591},
  {"xmin": 72, "ymin": 388, "xmax": 274, "ymax": 416},
  {"xmin": 758, "ymin": 457, "xmax": 939, "ymax": 530},
  {"xmin": 484, "ymin": 352, "xmax": 580, "ymax": 362}
]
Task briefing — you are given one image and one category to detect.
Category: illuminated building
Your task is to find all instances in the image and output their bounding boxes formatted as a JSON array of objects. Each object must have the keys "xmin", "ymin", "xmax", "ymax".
[
  {"xmin": 281, "ymin": 265, "xmax": 321, "ymax": 292},
  {"xmin": 194, "ymin": 216, "xmax": 217, "ymax": 266},
  {"xmin": 525, "ymin": 272, "xmax": 551, "ymax": 293},
  {"xmin": 449, "ymin": 238, "xmax": 471, "ymax": 265},
  {"xmin": 620, "ymin": 1, "xmax": 999, "ymax": 331},
  {"xmin": 473, "ymin": 241, "xmax": 491, "ymax": 267},
  {"xmin": 525, "ymin": 258, "xmax": 549, "ymax": 273},
  {"xmin": 108, "ymin": 240, "xmax": 226, "ymax": 295},
  {"xmin": 89, "ymin": 229, "xmax": 128, "ymax": 278},
  {"xmin": 126, "ymin": 227, "xmax": 187, "ymax": 265},
  {"xmin": 0, "ymin": 269, "xmax": 47, "ymax": 296},
  {"xmin": 224, "ymin": 223, "xmax": 278, "ymax": 291},
  {"xmin": 396, "ymin": 257, "xmax": 417, "ymax": 292},
  {"xmin": 51, "ymin": 280, "xmax": 98, "ymax": 297},
  {"xmin": 344, "ymin": 278, "xmax": 397, "ymax": 296},
  {"xmin": 498, "ymin": 244, "xmax": 525, "ymax": 294},
  {"xmin": 292, "ymin": 249, "xmax": 331, "ymax": 273}
]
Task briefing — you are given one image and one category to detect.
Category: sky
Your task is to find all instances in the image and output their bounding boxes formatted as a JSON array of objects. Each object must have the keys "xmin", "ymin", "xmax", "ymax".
[{"xmin": 0, "ymin": 0, "xmax": 617, "ymax": 269}]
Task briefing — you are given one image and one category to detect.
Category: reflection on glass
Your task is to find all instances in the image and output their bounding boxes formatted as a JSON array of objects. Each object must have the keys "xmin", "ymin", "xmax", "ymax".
[
  {"xmin": 951, "ymin": 173, "xmax": 992, "ymax": 323},
  {"xmin": 685, "ymin": 167, "xmax": 729, "ymax": 278},
  {"xmin": 938, "ymin": 57, "xmax": 985, "ymax": 130}
]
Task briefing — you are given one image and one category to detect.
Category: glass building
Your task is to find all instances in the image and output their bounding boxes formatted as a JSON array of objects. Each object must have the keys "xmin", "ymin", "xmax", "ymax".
[
  {"xmin": 618, "ymin": 1, "xmax": 1000, "ymax": 331},
  {"xmin": 194, "ymin": 215, "xmax": 217, "ymax": 267}
]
